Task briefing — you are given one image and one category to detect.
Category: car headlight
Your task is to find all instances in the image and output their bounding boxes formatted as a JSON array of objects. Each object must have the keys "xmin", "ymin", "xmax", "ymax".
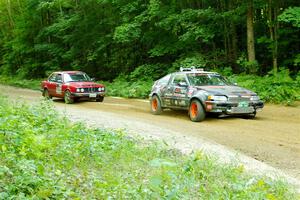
[
  {"xmin": 76, "ymin": 88, "xmax": 80, "ymax": 92},
  {"xmin": 80, "ymin": 88, "xmax": 84, "ymax": 93},
  {"xmin": 98, "ymin": 87, "xmax": 104, "ymax": 92},
  {"xmin": 250, "ymin": 95, "xmax": 260, "ymax": 101},
  {"xmin": 208, "ymin": 95, "xmax": 227, "ymax": 101}
]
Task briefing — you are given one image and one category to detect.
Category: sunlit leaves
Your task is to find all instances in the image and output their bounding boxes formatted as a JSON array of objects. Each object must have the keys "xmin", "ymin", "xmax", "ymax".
[{"xmin": 279, "ymin": 7, "xmax": 300, "ymax": 28}]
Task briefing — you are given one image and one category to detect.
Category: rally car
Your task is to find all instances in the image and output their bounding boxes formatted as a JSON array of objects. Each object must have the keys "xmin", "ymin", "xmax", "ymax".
[
  {"xmin": 149, "ymin": 67, "xmax": 264, "ymax": 122},
  {"xmin": 41, "ymin": 71, "xmax": 105, "ymax": 104}
]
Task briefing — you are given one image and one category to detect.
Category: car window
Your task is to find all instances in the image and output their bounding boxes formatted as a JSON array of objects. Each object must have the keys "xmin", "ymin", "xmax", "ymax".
[
  {"xmin": 187, "ymin": 73, "xmax": 230, "ymax": 86},
  {"xmin": 172, "ymin": 74, "xmax": 187, "ymax": 86},
  {"xmin": 56, "ymin": 74, "xmax": 62, "ymax": 83},
  {"xmin": 64, "ymin": 73, "xmax": 91, "ymax": 82},
  {"xmin": 48, "ymin": 74, "xmax": 57, "ymax": 82},
  {"xmin": 157, "ymin": 74, "xmax": 171, "ymax": 85}
]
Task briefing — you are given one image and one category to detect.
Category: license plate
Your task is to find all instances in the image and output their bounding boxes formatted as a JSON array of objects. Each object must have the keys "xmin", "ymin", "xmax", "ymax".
[
  {"xmin": 238, "ymin": 101, "xmax": 249, "ymax": 107},
  {"xmin": 89, "ymin": 93, "xmax": 97, "ymax": 98},
  {"xmin": 231, "ymin": 107, "xmax": 254, "ymax": 114}
]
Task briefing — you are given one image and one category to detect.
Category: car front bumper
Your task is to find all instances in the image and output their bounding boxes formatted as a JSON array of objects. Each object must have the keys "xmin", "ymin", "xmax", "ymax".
[
  {"xmin": 205, "ymin": 101, "xmax": 264, "ymax": 114},
  {"xmin": 72, "ymin": 92, "xmax": 105, "ymax": 98}
]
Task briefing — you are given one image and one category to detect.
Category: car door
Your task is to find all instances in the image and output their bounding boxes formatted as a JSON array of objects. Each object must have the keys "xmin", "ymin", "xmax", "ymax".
[
  {"xmin": 55, "ymin": 74, "xmax": 63, "ymax": 97},
  {"xmin": 170, "ymin": 74, "xmax": 189, "ymax": 108},
  {"xmin": 159, "ymin": 74, "xmax": 174, "ymax": 107},
  {"xmin": 47, "ymin": 73, "xmax": 63, "ymax": 97},
  {"xmin": 47, "ymin": 73, "xmax": 58, "ymax": 96}
]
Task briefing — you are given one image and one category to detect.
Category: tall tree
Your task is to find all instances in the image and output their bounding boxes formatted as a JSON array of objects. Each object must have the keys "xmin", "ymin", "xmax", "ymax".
[
  {"xmin": 267, "ymin": 0, "xmax": 279, "ymax": 73},
  {"xmin": 247, "ymin": 0, "xmax": 257, "ymax": 73}
]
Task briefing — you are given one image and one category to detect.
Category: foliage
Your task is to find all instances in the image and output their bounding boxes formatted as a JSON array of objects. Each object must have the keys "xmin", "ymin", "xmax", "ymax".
[
  {"xmin": 0, "ymin": 0, "xmax": 299, "ymax": 80},
  {"xmin": 104, "ymin": 75, "xmax": 153, "ymax": 99},
  {"xmin": 279, "ymin": 7, "xmax": 300, "ymax": 28},
  {"xmin": 0, "ymin": 96, "xmax": 297, "ymax": 199},
  {"xmin": 230, "ymin": 69, "xmax": 300, "ymax": 105},
  {"xmin": 0, "ymin": 76, "xmax": 41, "ymax": 91}
]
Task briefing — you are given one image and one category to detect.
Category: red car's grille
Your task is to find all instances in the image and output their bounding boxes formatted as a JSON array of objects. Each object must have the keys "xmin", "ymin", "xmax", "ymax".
[{"xmin": 83, "ymin": 87, "xmax": 98, "ymax": 93}]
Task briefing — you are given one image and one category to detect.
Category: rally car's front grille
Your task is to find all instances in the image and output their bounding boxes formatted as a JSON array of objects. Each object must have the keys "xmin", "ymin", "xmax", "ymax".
[
  {"xmin": 228, "ymin": 96, "xmax": 250, "ymax": 103},
  {"xmin": 83, "ymin": 87, "xmax": 98, "ymax": 93}
]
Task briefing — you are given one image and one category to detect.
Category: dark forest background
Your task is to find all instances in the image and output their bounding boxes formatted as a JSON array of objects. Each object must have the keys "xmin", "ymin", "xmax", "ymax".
[{"xmin": 0, "ymin": 0, "xmax": 299, "ymax": 80}]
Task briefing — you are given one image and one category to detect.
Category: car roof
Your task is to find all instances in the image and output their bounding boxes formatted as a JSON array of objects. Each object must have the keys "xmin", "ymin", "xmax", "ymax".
[
  {"xmin": 174, "ymin": 67, "xmax": 219, "ymax": 75},
  {"xmin": 53, "ymin": 71, "xmax": 84, "ymax": 74},
  {"xmin": 172, "ymin": 71, "xmax": 219, "ymax": 76}
]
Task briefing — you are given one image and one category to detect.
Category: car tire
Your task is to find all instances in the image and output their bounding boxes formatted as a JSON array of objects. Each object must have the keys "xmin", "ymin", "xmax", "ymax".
[
  {"xmin": 64, "ymin": 90, "xmax": 74, "ymax": 104},
  {"xmin": 150, "ymin": 95, "xmax": 162, "ymax": 115},
  {"xmin": 96, "ymin": 96, "xmax": 104, "ymax": 102},
  {"xmin": 189, "ymin": 99, "xmax": 206, "ymax": 122},
  {"xmin": 43, "ymin": 89, "xmax": 52, "ymax": 99}
]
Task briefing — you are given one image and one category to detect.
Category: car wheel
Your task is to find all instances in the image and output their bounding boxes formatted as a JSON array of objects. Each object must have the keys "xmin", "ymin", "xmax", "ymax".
[
  {"xmin": 150, "ymin": 95, "xmax": 162, "ymax": 115},
  {"xmin": 189, "ymin": 99, "xmax": 206, "ymax": 122},
  {"xmin": 96, "ymin": 96, "xmax": 104, "ymax": 102},
  {"xmin": 64, "ymin": 90, "xmax": 74, "ymax": 104},
  {"xmin": 43, "ymin": 89, "xmax": 52, "ymax": 99}
]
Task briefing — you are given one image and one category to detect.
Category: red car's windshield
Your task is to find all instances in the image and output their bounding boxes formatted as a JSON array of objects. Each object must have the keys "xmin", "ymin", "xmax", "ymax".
[{"xmin": 64, "ymin": 73, "xmax": 91, "ymax": 82}]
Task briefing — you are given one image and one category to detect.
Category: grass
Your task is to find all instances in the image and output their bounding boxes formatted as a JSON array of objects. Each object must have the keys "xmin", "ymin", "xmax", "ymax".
[
  {"xmin": 0, "ymin": 76, "xmax": 41, "ymax": 91},
  {"xmin": 1, "ymin": 72, "xmax": 300, "ymax": 104},
  {"xmin": 0, "ymin": 95, "xmax": 298, "ymax": 199}
]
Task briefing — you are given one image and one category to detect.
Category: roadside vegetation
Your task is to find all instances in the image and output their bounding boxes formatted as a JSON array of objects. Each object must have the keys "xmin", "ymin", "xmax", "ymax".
[
  {"xmin": 0, "ymin": 1, "xmax": 300, "ymax": 104},
  {"xmin": 1, "ymin": 67, "xmax": 299, "ymax": 104},
  {"xmin": 0, "ymin": 76, "xmax": 41, "ymax": 91},
  {"xmin": 105, "ymin": 67, "xmax": 300, "ymax": 104},
  {"xmin": 0, "ymin": 95, "xmax": 298, "ymax": 199}
]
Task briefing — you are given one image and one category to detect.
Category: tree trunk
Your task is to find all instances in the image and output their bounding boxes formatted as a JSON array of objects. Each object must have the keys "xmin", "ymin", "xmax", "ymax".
[
  {"xmin": 268, "ymin": 0, "xmax": 278, "ymax": 73},
  {"xmin": 229, "ymin": 0, "xmax": 238, "ymax": 73},
  {"xmin": 247, "ymin": 0, "xmax": 256, "ymax": 72}
]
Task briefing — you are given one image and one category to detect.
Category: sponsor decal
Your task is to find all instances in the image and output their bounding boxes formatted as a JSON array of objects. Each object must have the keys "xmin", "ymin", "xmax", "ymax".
[
  {"xmin": 56, "ymin": 84, "xmax": 62, "ymax": 94},
  {"xmin": 175, "ymin": 88, "xmax": 181, "ymax": 93}
]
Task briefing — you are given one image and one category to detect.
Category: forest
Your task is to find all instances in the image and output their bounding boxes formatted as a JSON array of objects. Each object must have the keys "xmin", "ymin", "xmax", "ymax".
[{"xmin": 0, "ymin": 0, "xmax": 299, "ymax": 101}]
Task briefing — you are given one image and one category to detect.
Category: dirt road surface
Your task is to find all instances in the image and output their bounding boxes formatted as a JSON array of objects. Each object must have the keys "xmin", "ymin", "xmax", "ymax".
[{"xmin": 1, "ymin": 85, "xmax": 300, "ymax": 190}]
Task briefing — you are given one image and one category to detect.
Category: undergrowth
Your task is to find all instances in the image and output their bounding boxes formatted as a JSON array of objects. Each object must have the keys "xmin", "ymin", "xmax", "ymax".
[
  {"xmin": 0, "ymin": 95, "xmax": 297, "ymax": 199},
  {"xmin": 230, "ymin": 70, "xmax": 300, "ymax": 105},
  {"xmin": 0, "ymin": 76, "xmax": 41, "ymax": 91},
  {"xmin": 0, "ymin": 68, "xmax": 299, "ymax": 104}
]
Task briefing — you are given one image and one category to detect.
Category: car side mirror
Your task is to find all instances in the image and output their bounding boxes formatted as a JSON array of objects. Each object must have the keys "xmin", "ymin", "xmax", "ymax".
[
  {"xmin": 57, "ymin": 80, "xmax": 63, "ymax": 83},
  {"xmin": 233, "ymin": 82, "xmax": 238, "ymax": 86},
  {"xmin": 91, "ymin": 78, "xmax": 96, "ymax": 82},
  {"xmin": 178, "ymin": 82, "xmax": 188, "ymax": 87}
]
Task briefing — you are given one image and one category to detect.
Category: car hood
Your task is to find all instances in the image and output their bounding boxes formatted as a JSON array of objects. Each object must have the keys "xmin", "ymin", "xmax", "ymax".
[
  {"xmin": 66, "ymin": 82, "xmax": 103, "ymax": 88},
  {"xmin": 195, "ymin": 85, "xmax": 256, "ymax": 96}
]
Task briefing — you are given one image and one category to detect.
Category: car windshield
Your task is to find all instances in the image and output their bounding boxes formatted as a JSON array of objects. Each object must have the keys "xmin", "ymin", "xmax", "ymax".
[
  {"xmin": 187, "ymin": 73, "xmax": 231, "ymax": 86},
  {"xmin": 64, "ymin": 73, "xmax": 91, "ymax": 82}
]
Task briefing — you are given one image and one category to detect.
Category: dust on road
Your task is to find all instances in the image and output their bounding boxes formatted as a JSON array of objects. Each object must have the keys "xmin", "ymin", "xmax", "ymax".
[{"xmin": 1, "ymin": 84, "xmax": 300, "ymax": 182}]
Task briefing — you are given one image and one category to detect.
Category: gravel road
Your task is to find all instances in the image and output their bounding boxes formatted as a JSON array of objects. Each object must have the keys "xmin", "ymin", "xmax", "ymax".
[{"xmin": 1, "ymin": 84, "xmax": 300, "ymax": 190}]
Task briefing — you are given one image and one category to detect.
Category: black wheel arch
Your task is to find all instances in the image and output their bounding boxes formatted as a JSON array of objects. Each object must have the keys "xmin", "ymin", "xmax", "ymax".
[
  {"xmin": 151, "ymin": 93, "xmax": 164, "ymax": 107},
  {"xmin": 189, "ymin": 97, "xmax": 205, "ymax": 109}
]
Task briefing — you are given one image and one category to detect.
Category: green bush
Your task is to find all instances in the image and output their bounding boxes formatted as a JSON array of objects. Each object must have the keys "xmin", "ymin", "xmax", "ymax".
[
  {"xmin": 0, "ymin": 96, "xmax": 297, "ymax": 199},
  {"xmin": 230, "ymin": 69, "xmax": 300, "ymax": 105},
  {"xmin": 0, "ymin": 76, "xmax": 41, "ymax": 91},
  {"xmin": 103, "ymin": 72, "xmax": 154, "ymax": 99}
]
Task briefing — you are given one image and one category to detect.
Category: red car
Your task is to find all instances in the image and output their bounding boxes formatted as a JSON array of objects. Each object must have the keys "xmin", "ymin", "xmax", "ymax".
[{"xmin": 41, "ymin": 71, "xmax": 105, "ymax": 103}]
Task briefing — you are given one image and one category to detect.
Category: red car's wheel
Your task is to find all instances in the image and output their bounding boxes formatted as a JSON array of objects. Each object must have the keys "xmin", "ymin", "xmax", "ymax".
[
  {"xmin": 64, "ymin": 90, "xmax": 74, "ymax": 104},
  {"xmin": 150, "ymin": 95, "xmax": 162, "ymax": 115},
  {"xmin": 43, "ymin": 89, "xmax": 52, "ymax": 99},
  {"xmin": 96, "ymin": 96, "xmax": 104, "ymax": 102},
  {"xmin": 189, "ymin": 99, "xmax": 205, "ymax": 122}
]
